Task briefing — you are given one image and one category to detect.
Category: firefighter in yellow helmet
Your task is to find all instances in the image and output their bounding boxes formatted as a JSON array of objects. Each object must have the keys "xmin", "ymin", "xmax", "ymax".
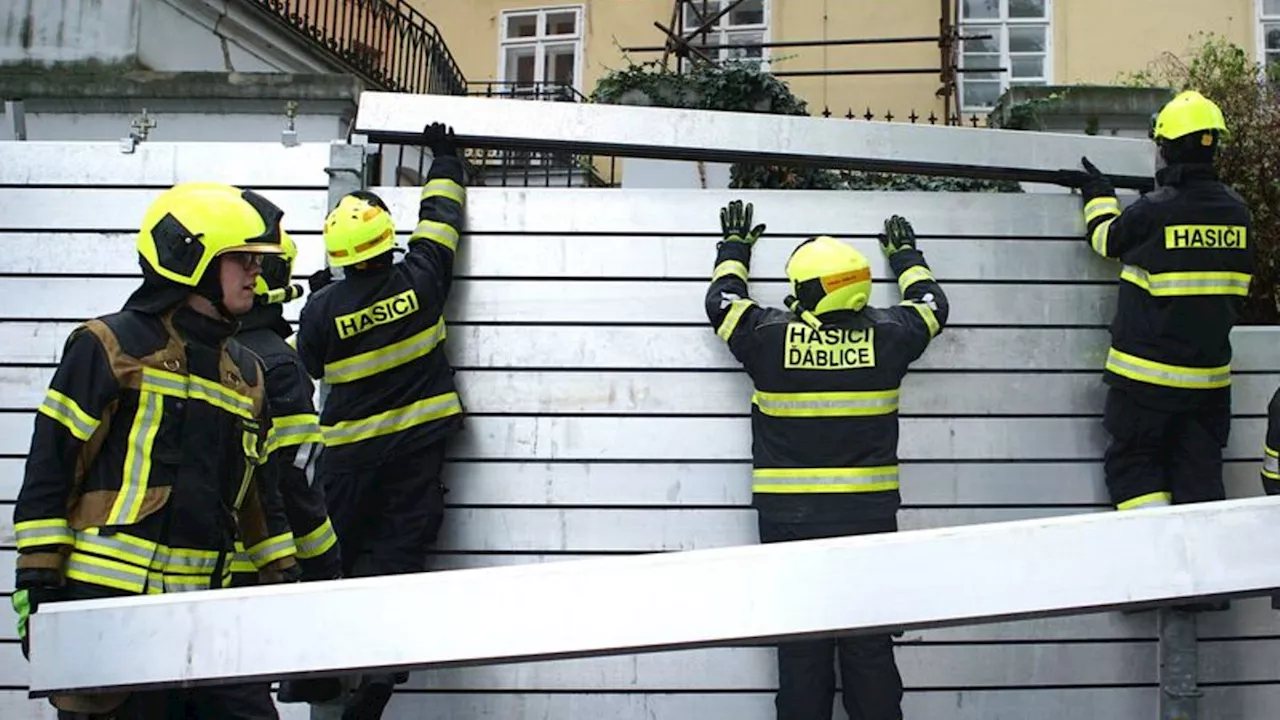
[
  {"xmin": 1078, "ymin": 90, "xmax": 1254, "ymax": 565},
  {"xmin": 294, "ymin": 122, "xmax": 466, "ymax": 718},
  {"xmin": 12, "ymin": 182, "xmax": 299, "ymax": 718},
  {"xmin": 705, "ymin": 200, "xmax": 949, "ymax": 720}
]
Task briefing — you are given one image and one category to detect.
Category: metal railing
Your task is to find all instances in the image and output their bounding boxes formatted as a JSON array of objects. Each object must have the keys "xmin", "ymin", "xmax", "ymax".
[
  {"xmin": 464, "ymin": 80, "xmax": 592, "ymax": 104},
  {"xmin": 240, "ymin": 0, "xmax": 467, "ymax": 96}
]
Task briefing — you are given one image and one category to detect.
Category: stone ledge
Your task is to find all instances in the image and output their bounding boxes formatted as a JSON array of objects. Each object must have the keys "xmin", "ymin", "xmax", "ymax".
[{"xmin": 0, "ymin": 68, "xmax": 366, "ymax": 103}]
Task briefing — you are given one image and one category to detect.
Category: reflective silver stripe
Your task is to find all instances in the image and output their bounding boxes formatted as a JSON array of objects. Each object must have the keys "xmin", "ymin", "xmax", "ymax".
[
  {"xmin": 412, "ymin": 220, "xmax": 459, "ymax": 251},
  {"xmin": 1265, "ymin": 449, "xmax": 1279, "ymax": 478},
  {"xmin": 75, "ymin": 530, "xmax": 157, "ymax": 568},
  {"xmin": 1105, "ymin": 348, "xmax": 1230, "ymax": 390},
  {"xmin": 267, "ymin": 416, "xmax": 323, "ymax": 452},
  {"xmin": 753, "ymin": 390, "xmax": 899, "ymax": 417},
  {"xmin": 188, "ymin": 376, "xmax": 255, "ymax": 418},
  {"xmin": 38, "ymin": 390, "xmax": 98, "ymax": 440},
  {"xmin": 716, "ymin": 299, "xmax": 755, "ymax": 341},
  {"xmin": 249, "ymin": 534, "xmax": 296, "ymax": 566},
  {"xmin": 14, "ymin": 522, "xmax": 74, "ymax": 549},
  {"xmin": 323, "ymin": 393, "xmax": 463, "ymax": 446},
  {"xmin": 324, "ymin": 319, "xmax": 446, "ymax": 385},
  {"xmin": 1121, "ymin": 266, "xmax": 1252, "ymax": 296},
  {"xmin": 155, "ymin": 550, "xmax": 220, "ymax": 574},
  {"xmin": 1085, "ymin": 197, "xmax": 1120, "ymax": 222},
  {"xmin": 713, "ymin": 260, "xmax": 748, "ymax": 282},
  {"xmin": 162, "ymin": 575, "xmax": 213, "ymax": 593},
  {"xmin": 421, "ymin": 179, "xmax": 465, "ymax": 204},
  {"xmin": 1091, "ymin": 217, "xmax": 1115, "ymax": 256},
  {"xmin": 140, "ymin": 368, "xmax": 187, "ymax": 397},
  {"xmin": 897, "ymin": 265, "xmax": 934, "ymax": 294},
  {"xmin": 107, "ymin": 390, "xmax": 163, "ymax": 525},
  {"xmin": 296, "ymin": 520, "xmax": 337, "ymax": 559},
  {"xmin": 66, "ymin": 556, "xmax": 147, "ymax": 591}
]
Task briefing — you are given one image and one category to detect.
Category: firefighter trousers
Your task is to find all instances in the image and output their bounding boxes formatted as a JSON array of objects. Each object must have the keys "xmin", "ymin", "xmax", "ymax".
[
  {"xmin": 322, "ymin": 440, "xmax": 448, "ymax": 578},
  {"xmin": 1102, "ymin": 387, "xmax": 1231, "ymax": 509},
  {"xmin": 757, "ymin": 506, "xmax": 903, "ymax": 720}
]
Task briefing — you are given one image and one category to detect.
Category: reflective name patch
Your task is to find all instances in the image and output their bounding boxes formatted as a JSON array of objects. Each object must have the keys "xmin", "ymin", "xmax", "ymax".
[
  {"xmin": 1165, "ymin": 225, "xmax": 1247, "ymax": 250},
  {"xmin": 334, "ymin": 289, "xmax": 420, "ymax": 339},
  {"xmin": 784, "ymin": 324, "xmax": 876, "ymax": 370}
]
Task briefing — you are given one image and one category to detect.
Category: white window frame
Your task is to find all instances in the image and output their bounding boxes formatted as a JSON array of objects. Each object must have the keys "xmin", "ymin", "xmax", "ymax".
[
  {"xmin": 1258, "ymin": 0, "xmax": 1280, "ymax": 73},
  {"xmin": 680, "ymin": 0, "xmax": 771, "ymax": 70},
  {"xmin": 958, "ymin": 0, "xmax": 1054, "ymax": 113},
  {"xmin": 496, "ymin": 5, "xmax": 586, "ymax": 94}
]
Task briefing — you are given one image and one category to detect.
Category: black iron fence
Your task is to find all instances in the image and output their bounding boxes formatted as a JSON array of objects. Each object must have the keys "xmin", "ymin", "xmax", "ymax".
[
  {"xmin": 241, "ymin": 0, "xmax": 467, "ymax": 96},
  {"xmin": 819, "ymin": 106, "xmax": 990, "ymax": 127}
]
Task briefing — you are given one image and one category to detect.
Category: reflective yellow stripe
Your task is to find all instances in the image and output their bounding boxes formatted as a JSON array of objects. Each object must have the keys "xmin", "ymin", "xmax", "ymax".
[
  {"xmin": 1085, "ymin": 196, "xmax": 1121, "ymax": 224},
  {"xmin": 752, "ymin": 466, "xmax": 900, "ymax": 494},
  {"xmin": 140, "ymin": 367, "xmax": 255, "ymax": 418},
  {"xmin": 295, "ymin": 518, "xmax": 338, "ymax": 560},
  {"xmin": 897, "ymin": 265, "xmax": 934, "ymax": 295},
  {"xmin": 752, "ymin": 389, "xmax": 899, "ymax": 418},
  {"xmin": 323, "ymin": 318, "xmax": 446, "ymax": 385},
  {"xmin": 716, "ymin": 299, "xmax": 756, "ymax": 342},
  {"xmin": 1117, "ymin": 491, "xmax": 1172, "ymax": 510},
  {"xmin": 139, "ymin": 367, "xmax": 187, "ymax": 398},
  {"xmin": 107, "ymin": 390, "xmax": 163, "ymax": 525},
  {"xmin": 266, "ymin": 413, "xmax": 323, "ymax": 454},
  {"xmin": 247, "ymin": 532, "xmax": 296, "ymax": 568},
  {"xmin": 188, "ymin": 375, "xmax": 255, "ymax": 419},
  {"xmin": 14, "ymin": 519, "xmax": 73, "ymax": 549},
  {"xmin": 411, "ymin": 219, "xmax": 459, "ymax": 252},
  {"xmin": 713, "ymin": 260, "xmax": 748, "ymax": 283},
  {"xmin": 230, "ymin": 541, "xmax": 257, "ymax": 574},
  {"xmin": 421, "ymin": 178, "xmax": 466, "ymax": 205},
  {"xmin": 902, "ymin": 300, "xmax": 939, "ymax": 338},
  {"xmin": 66, "ymin": 552, "xmax": 148, "ymax": 594},
  {"xmin": 37, "ymin": 389, "xmax": 99, "ymax": 441},
  {"xmin": 1091, "ymin": 217, "xmax": 1115, "ymax": 256},
  {"xmin": 322, "ymin": 392, "xmax": 463, "ymax": 447},
  {"xmin": 1120, "ymin": 265, "xmax": 1252, "ymax": 297},
  {"xmin": 73, "ymin": 529, "xmax": 221, "ymax": 575},
  {"xmin": 1264, "ymin": 447, "xmax": 1279, "ymax": 480},
  {"xmin": 1105, "ymin": 347, "xmax": 1230, "ymax": 390}
]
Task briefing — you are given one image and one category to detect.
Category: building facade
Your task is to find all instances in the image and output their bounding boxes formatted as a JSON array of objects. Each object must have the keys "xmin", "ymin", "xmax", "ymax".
[{"xmin": 415, "ymin": 0, "xmax": 1272, "ymax": 120}]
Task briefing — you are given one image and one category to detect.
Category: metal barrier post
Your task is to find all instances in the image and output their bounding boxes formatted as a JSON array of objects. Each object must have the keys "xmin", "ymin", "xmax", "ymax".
[{"xmin": 1158, "ymin": 607, "xmax": 1200, "ymax": 720}]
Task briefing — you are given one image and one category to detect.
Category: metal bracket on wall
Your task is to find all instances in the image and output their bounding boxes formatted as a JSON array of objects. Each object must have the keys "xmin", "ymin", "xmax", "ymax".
[
  {"xmin": 4, "ymin": 100, "xmax": 26, "ymax": 141},
  {"xmin": 120, "ymin": 109, "xmax": 157, "ymax": 154},
  {"xmin": 282, "ymin": 101, "xmax": 300, "ymax": 147}
]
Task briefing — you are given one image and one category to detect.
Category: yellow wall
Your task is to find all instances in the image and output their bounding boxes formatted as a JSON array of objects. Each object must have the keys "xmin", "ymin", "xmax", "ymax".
[
  {"xmin": 414, "ymin": 0, "xmax": 1266, "ymax": 117},
  {"xmin": 1053, "ymin": 0, "xmax": 1256, "ymax": 85}
]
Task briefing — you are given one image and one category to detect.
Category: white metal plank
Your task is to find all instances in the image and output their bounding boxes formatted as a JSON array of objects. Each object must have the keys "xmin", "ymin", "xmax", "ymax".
[
  {"xmin": 394, "ymin": 640, "xmax": 1280, "ymax": 690},
  {"xmin": 25, "ymin": 496, "xmax": 1280, "ymax": 693},
  {"xmin": 3, "ymin": 232, "xmax": 1116, "ymax": 282},
  {"xmin": 0, "ymin": 187, "xmax": 1101, "ymax": 238},
  {"xmin": 375, "ymin": 687, "xmax": 1279, "ymax": 720},
  {"xmin": 0, "ymin": 322, "xmax": 1122, "ymax": 371},
  {"xmin": 0, "ymin": 276, "xmax": 1118, "ymax": 326},
  {"xmin": 6, "ymin": 366, "xmax": 1280, "ymax": 418},
  {"xmin": 0, "ymin": 458, "xmax": 1269, "ymax": 509},
  {"xmin": 0, "ymin": 561, "xmax": 1278, "ymax": 645},
  {"xmin": 7, "ymin": 323, "xmax": 1277, "ymax": 374},
  {"xmin": 354, "ymin": 92, "xmax": 1154, "ymax": 187},
  {"xmin": 0, "ymin": 414, "xmax": 1266, "ymax": 461},
  {"xmin": 0, "ymin": 189, "xmax": 329, "ymax": 232},
  {"xmin": 0, "ymin": 141, "xmax": 332, "ymax": 187}
]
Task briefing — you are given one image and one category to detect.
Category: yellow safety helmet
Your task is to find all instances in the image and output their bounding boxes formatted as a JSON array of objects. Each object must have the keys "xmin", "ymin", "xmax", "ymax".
[
  {"xmin": 323, "ymin": 192, "xmax": 396, "ymax": 268},
  {"xmin": 136, "ymin": 182, "xmax": 287, "ymax": 287},
  {"xmin": 1151, "ymin": 90, "xmax": 1227, "ymax": 144},
  {"xmin": 785, "ymin": 236, "xmax": 873, "ymax": 315},
  {"xmin": 254, "ymin": 230, "xmax": 305, "ymax": 306}
]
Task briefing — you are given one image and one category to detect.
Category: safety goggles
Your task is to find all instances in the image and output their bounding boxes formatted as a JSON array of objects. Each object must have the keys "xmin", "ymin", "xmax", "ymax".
[{"xmin": 223, "ymin": 252, "xmax": 264, "ymax": 271}]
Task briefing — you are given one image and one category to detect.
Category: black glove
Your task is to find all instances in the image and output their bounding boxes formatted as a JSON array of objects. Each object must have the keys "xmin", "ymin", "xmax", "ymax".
[
  {"xmin": 719, "ymin": 200, "xmax": 766, "ymax": 247},
  {"xmin": 879, "ymin": 215, "xmax": 917, "ymax": 257},
  {"xmin": 307, "ymin": 268, "xmax": 333, "ymax": 294},
  {"xmin": 423, "ymin": 122, "xmax": 457, "ymax": 157},
  {"xmin": 1080, "ymin": 156, "xmax": 1116, "ymax": 203}
]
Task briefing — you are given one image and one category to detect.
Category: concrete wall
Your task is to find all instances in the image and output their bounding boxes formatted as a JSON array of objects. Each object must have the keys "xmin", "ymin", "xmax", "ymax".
[
  {"xmin": 0, "ymin": 0, "xmax": 351, "ymax": 74},
  {"xmin": 410, "ymin": 0, "xmax": 1266, "ymax": 119}
]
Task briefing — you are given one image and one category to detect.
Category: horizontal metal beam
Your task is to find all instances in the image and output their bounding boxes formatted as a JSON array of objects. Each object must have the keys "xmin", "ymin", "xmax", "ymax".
[
  {"xmin": 352, "ymin": 92, "xmax": 1155, "ymax": 189},
  {"xmin": 27, "ymin": 496, "xmax": 1280, "ymax": 695}
]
